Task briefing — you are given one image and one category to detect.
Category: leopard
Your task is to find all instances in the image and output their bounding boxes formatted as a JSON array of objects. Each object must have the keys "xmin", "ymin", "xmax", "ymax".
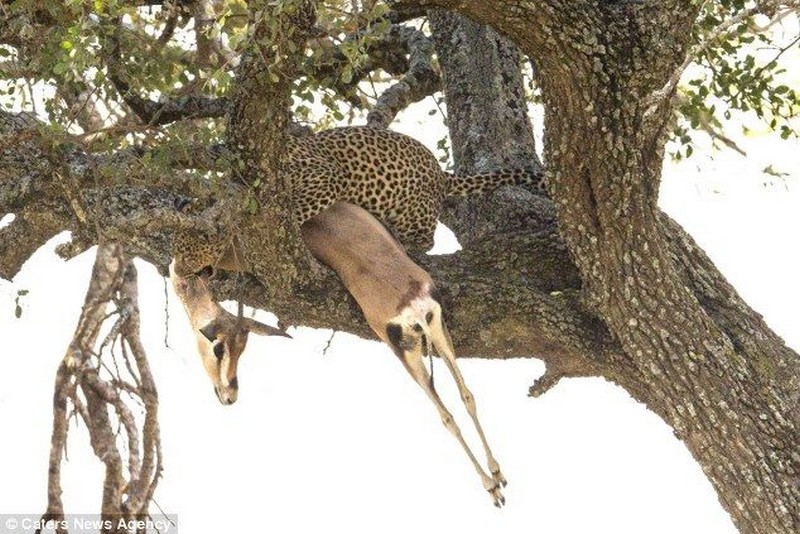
[{"xmin": 173, "ymin": 126, "xmax": 545, "ymax": 276}]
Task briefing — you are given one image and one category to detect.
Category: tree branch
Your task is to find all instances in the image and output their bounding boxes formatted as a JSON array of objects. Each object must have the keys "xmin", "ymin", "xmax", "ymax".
[
  {"xmin": 0, "ymin": 209, "xmax": 69, "ymax": 280},
  {"xmin": 0, "ymin": 112, "xmax": 621, "ymax": 397},
  {"xmin": 193, "ymin": 0, "xmax": 240, "ymax": 69},
  {"xmin": 223, "ymin": 0, "xmax": 319, "ymax": 300},
  {"xmin": 110, "ymin": 79, "xmax": 229, "ymax": 127},
  {"xmin": 42, "ymin": 243, "xmax": 163, "ymax": 526},
  {"xmin": 366, "ymin": 26, "xmax": 441, "ymax": 128},
  {"xmin": 106, "ymin": 20, "xmax": 228, "ymax": 126},
  {"xmin": 0, "ymin": 110, "xmax": 236, "ymax": 277}
]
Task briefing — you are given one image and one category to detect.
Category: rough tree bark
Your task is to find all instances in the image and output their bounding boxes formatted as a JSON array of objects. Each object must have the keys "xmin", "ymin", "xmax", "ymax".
[
  {"xmin": 430, "ymin": 10, "xmax": 543, "ymax": 246},
  {"xmin": 398, "ymin": 2, "xmax": 800, "ymax": 532},
  {"xmin": 1, "ymin": 1, "xmax": 798, "ymax": 533},
  {"xmin": 224, "ymin": 0, "xmax": 318, "ymax": 300},
  {"xmin": 426, "ymin": 11, "xmax": 599, "ymax": 388}
]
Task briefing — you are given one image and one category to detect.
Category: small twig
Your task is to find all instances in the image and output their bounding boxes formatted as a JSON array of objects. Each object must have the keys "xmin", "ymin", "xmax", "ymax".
[
  {"xmin": 321, "ymin": 330, "xmax": 336, "ymax": 356},
  {"xmin": 156, "ymin": 8, "xmax": 180, "ymax": 46},
  {"xmin": 149, "ymin": 499, "xmax": 175, "ymax": 531},
  {"xmin": 63, "ymin": 83, "xmax": 104, "ymax": 134},
  {"xmin": 765, "ymin": 33, "xmax": 800, "ymax": 67},
  {"xmin": 704, "ymin": 124, "xmax": 747, "ymax": 156},
  {"xmin": 100, "ymin": 314, "xmax": 126, "ymax": 353},
  {"xmin": 163, "ymin": 275, "xmax": 170, "ymax": 348},
  {"xmin": 120, "ymin": 339, "xmax": 143, "ymax": 389},
  {"xmin": 100, "ymin": 346, "xmax": 124, "ymax": 386}
]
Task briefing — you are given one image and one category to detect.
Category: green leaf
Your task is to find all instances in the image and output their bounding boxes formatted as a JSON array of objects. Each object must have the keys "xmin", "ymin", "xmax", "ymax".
[
  {"xmin": 341, "ymin": 65, "xmax": 353, "ymax": 84},
  {"xmin": 247, "ymin": 195, "xmax": 259, "ymax": 214}
]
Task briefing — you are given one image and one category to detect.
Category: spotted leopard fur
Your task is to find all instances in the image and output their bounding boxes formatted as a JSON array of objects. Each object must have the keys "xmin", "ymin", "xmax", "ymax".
[{"xmin": 174, "ymin": 126, "xmax": 545, "ymax": 275}]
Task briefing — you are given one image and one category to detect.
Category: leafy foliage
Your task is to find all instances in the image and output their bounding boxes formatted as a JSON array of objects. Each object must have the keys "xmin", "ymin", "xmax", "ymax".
[
  {"xmin": 673, "ymin": 3, "xmax": 799, "ymax": 159},
  {"xmin": 1, "ymin": 1, "xmax": 395, "ymax": 150},
  {"xmin": 1, "ymin": 0, "xmax": 797, "ymax": 166}
]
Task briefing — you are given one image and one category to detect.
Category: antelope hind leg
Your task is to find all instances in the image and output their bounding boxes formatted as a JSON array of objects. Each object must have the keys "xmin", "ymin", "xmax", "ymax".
[{"xmin": 397, "ymin": 347, "xmax": 505, "ymax": 507}]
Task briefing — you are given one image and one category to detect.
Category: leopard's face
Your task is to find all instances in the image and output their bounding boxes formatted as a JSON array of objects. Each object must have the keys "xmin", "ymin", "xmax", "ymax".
[{"xmin": 172, "ymin": 232, "xmax": 231, "ymax": 277}]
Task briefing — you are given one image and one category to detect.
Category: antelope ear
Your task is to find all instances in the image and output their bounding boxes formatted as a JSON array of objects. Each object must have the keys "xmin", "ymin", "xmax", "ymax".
[
  {"xmin": 199, "ymin": 320, "xmax": 222, "ymax": 342},
  {"xmin": 245, "ymin": 318, "xmax": 292, "ymax": 338}
]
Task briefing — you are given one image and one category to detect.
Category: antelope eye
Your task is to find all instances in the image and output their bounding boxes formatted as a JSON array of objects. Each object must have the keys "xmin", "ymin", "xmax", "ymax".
[
  {"xmin": 213, "ymin": 342, "xmax": 225, "ymax": 359},
  {"xmin": 412, "ymin": 324, "xmax": 423, "ymax": 333}
]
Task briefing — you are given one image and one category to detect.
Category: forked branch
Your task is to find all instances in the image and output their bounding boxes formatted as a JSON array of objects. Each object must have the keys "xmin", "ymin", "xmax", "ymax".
[{"xmin": 40, "ymin": 243, "xmax": 165, "ymax": 531}]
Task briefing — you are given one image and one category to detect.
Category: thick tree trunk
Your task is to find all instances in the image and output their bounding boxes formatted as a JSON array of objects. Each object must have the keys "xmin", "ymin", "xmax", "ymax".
[
  {"xmin": 546, "ymin": 74, "xmax": 799, "ymax": 534},
  {"xmin": 429, "ymin": 10, "xmax": 542, "ymax": 247},
  {"xmin": 224, "ymin": 0, "xmax": 318, "ymax": 299},
  {"xmin": 420, "ymin": 4, "xmax": 800, "ymax": 533},
  {"xmin": 539, "ymin": 18, "xmax": 798, "ymax": 534}
]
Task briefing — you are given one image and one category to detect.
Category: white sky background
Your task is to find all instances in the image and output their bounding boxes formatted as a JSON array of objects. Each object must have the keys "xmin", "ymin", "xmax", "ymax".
[{"xmin": 2, "ymin": 23, "xmax": 800, "ymax": 534}]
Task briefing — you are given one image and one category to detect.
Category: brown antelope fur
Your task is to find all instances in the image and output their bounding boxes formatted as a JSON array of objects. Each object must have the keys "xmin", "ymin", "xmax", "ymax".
[
  {"xmin": 301, "ymin": 201, "xmax": 507, "ymax": 507},
  {"xmin": 169, "ymin": 261, "xmax": 290, "ymax": 405}
]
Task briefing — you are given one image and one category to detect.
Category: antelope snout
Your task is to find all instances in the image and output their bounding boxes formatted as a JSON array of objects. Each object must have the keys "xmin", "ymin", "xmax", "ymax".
[{"xmin": 214, "ymin": 383, "xmax": 238, "ymax": 405}]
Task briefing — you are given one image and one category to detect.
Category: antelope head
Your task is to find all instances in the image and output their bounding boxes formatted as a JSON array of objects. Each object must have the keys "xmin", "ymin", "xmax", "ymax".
[
  {"xmin": 170, "ymin": 261, "xmax": 290, "ymax": 405},
  {"xmin": 196, "ymin": 312, "xmax": 290, "ymax": 405}
]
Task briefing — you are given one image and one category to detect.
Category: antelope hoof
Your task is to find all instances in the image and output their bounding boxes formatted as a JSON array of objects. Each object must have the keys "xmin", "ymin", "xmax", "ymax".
[
  {"xmin": 489, "ymin": 484, "xmax": 506, "ymax": 508},
  {"xmin": 492, "ymin": 468, "xmax": 508, "ymax": 488},
  {"xmin": 482, "ymin": 476, "xmax": 505, "ymax": 507}
]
